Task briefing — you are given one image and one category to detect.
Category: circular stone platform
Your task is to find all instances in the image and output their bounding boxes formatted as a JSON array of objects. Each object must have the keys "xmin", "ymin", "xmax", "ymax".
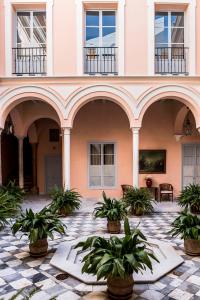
[{"xmin": 50, "ymin": 235, "xmax": 184, "ymax": 284}]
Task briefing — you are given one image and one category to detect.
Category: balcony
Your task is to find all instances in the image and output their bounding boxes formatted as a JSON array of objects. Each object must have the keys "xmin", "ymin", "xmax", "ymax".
[
  {"xmin": 84, "ymin": 47, "xmax": 118, "ymax": 75},
  {"xmin": 12, "ymin": 47, "xmax": 47, "ymax": 76},
  {"xmin": 155, "ymin": 47, "xmax": 189, "ymax": 75}
]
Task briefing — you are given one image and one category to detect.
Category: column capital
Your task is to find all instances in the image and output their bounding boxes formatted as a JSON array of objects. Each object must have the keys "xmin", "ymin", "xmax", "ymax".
[
  {"xmin": 131, "ymin": 127, "xmax": 141, "ymax": 133},
  {"xmin": 0, "ymin": 128, "xmax": 3, "ymax": 135},
  {"xmin": 62, "ymin": 127, "xmax": 71, "ymax": 135}
]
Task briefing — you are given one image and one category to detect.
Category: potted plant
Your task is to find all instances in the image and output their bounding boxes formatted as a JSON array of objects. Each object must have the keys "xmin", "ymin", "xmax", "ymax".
[
  {"xmin": 0, "ymin": 192, "xmax": 21, "ymax": 230},
  {"xmin": 178, "ymin": 184, "xmax": 200, "ymax": 214},
  {"xmin": 124, "ymin": 187, "xmax": 154, "ymax": 216},
  {"xmin": 50, "ymin": 186, "xmax": 81, "ymax": 216},
  {"xmin": 0, "ymin": 181, "xmax": 25, "ymax": 202},
  {"xmin": 94, "ymin": 191, "xmax": 127, "ymax": 233},
  {"xmin": 169, "ymin": 211, "xmax": 200, "ymax": 256},
  {"xmin": 75, "ymin": 218, "xmax": 158, "ymax": 300},
  {"xmin": 12, "ymin": 207, "xmax": 66, "ymax": 257}
]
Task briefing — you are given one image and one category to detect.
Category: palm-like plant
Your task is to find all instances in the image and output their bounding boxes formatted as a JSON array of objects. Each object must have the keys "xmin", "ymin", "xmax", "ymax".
[
  {"xmin": 124, "ymin": 187, "xmax": 154, "ymax": 216},
  {"xmin": 94, "ymin": 191, "xmax": 127, "ymax": 221},
  {"xmin": 50, "ymin": 187, "xmax": 81, "ymax": 216},
  {"xmin": 0, "ymin": 181, "xmax": 25, "ymax": 202},
  {"xmin": 75, "ymin": 218, "xmax": 158, "ymax": 299},
  {"xmin": 178, "ymin": 184, "xmax": 200, "ymax": 213},
  {"xmin": 12, "ymin": 207, "xmax": 66, "ymax": 244},
  {"xmin": 0, "ymin": 192, "xmax": 21, "ymax": 229}
]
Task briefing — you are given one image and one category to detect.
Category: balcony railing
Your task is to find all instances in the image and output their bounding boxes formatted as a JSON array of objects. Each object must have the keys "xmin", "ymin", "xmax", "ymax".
[
  {"xmin": 84, "ymin": 47, "xmax": 118, "ymax": 75},
  {"xmin": 155, "ymin": 47, "xmax": 189, "ymax": 75},
  {"xmin": 12, "ymin": 47, "xmax": 47, "ymax": 75}
]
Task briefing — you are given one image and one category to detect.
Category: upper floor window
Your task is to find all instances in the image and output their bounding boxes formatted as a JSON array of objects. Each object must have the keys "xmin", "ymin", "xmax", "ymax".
[
  {"xmin": 84, "ymin": 11, "xmax": 117, "ymax": 75},
  {"xmin": 155, "ymin": 11, "xmax": 188, "ymax": 75},
  {"xmin": 13, "ymin": 11, "xmax": 47, "ymax": 76}
]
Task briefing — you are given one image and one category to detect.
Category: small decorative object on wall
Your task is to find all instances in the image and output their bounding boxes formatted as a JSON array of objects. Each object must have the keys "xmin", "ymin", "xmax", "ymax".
[
  {"xmin": 145, "ymin": 176, "xmax": 153, "ymax": 188},
  {"xmin": 139, "ymin": 150, "xmax": 166, "ymax": 174},
  {"xmin": 49, "ymin": 129, "xmax": 60, "ymax": 142}
]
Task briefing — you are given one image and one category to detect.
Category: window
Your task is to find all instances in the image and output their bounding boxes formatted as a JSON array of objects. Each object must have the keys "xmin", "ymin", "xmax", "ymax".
[
  {"xmin": 89, "ymin": 143, "xmax": 116, "ymax": 188},
  {"xmin": 17, "ymin": 11, "xmax": 46, "ymax": 48},
  {"xmin": 86, "ymin": 11, "xmax": 116, "ymax": 47},
  {"xmin": 155, "ymin": 11, "xmax": 184, "ymax": 50}
]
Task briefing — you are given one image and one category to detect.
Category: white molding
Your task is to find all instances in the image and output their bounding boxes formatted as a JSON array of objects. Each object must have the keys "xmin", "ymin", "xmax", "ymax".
[
  {"xmin": 147, "ymin": 0, "xmax": 196, "ymax": 76},
  {"xmin": 75, "ymin": 0, "xmax": 125, "ymax": 76},
  {"xmin": 4, "ymin": 0, "xmax": 54, "ymax": 77}
]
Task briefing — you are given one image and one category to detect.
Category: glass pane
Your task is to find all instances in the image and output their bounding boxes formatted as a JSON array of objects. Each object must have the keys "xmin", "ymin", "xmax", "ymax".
[
  {"xmin": 86, "ymin": 27, "xmax": 99, "ymax": 46},
  {"xmin": 102, "ymin": 27, "xmax": 116, "ymax": 47},
  {"xmin": 90, "ymin": 155, "xmax": 101, "ymax": 165},
  {"xmin": 33, "ymin": 12, "xmax": 46, "ymax": 27},
  {"xmin": 171, "ymin": 12, "xmax": 184, "ymax": 27},
  {"xmin": 86, "ymin": 11, "xmax": 99, "ymax": 26},
  {"xmin": 33, "ymin": 27, "xmax": 46, "ymax": 45},
  {"xmin": 155, "ymin": 27, "xmax": 168, "ymax": 44},
  {"xmin": 102, "ymin": 11, "xmax": 116, "ymax": 26},
  {"xmin": 104, "ymin": 144, "xmax": 114, "ymax": 155},
  {"xmin": 104, "ymin": 144, "xmax": 114, "ymax": 165},
  {"xmin": 91, "ymin": 144, "xmax": 101, "ymax": 155},
  {"xmin": 155, "ymin": 12, "xmax": 168, "ymax": 28},
  {"xmin": 17, "ymin": 12, "xmax": 31, "ymax": 27},
  {"xmin": 103, "ymin": 176, "xmax": 115, "ymax": 187},
  {"xmin": 171, "ymin": 28, "xmax": 184, "ymax": 43},
  {"xmin": 90, "ymin": 176, "xmax": 101, "ymax": 187},
  {"xmin": 17, "ymin": 27, "xmax": 31, "ymax": 47}
]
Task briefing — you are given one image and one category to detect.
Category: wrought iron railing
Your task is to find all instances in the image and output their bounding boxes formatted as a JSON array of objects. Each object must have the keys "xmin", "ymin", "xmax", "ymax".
[
  {"xmin": 84, "ymin": 47, "xmax": 118, "ymax": 75},
  {"xmin": 12, "ymin": 47, "xmax": 47, "ymax": 75},
  {"xmin": 155, "ymin": 47, "xmax": 189, "ymax": 75}
]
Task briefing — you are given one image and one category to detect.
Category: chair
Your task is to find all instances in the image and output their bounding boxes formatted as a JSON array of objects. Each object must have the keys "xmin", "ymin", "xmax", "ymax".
[
  {"xmin": 121, "ymin": 184, "xmax": 133, "ymax": 198},
  {"xmin": 159, "ymin": 183, "xmax": 173, "ymax": 202}
]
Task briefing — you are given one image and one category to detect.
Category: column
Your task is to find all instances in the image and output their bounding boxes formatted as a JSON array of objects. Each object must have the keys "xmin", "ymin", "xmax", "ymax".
[
  {"xmin": 31, "ymin": 143, "xmax": 39, "ymax": 194},
  {"xmin": 18, "ymin": 137, "xmax": 24, "ymax": 189},
  {"xmin": 132, "ymin": 127, "xmax": 140, "ymax": 188},
  {"xmin": 0, "ymin": 129, "xmax": 3, "ymax": 186},
  {"xmin": 63, "ymin": 128, "xmax": 71, "ymax": 190}
]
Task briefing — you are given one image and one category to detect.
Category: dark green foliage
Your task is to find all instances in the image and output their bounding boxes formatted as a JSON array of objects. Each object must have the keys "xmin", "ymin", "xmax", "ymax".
[
  {"xmin": 94, "ymin": 191, "xmax": 127, "ymax": 221},
  {"xmin": 0, "ymin": 192, "xmax": 21, "ymax": 229},
  {"xmin": 169, "ymin": 211, "xmax": 200, "ymax": 240},
  {"xmin": 0, "ymin": 181, "xmax": 25, "ymax": 202},
  {"xmin": 178, "ymin": 184, "xmax": 200, "ymax": 212},
  {"xmin": 124, "ymin": 187, "xmax": 154, "ymax": 214},
  {"xmin": 12, "ymin": 207, "xmax": 66, "ymax": 244},
  {"xmin": 75, "ymin": 218, "xmax": 158, "ymax": 281},
  {"xmin": 50, "ymin": 186, "xmax": 81, "ymax": 214}
]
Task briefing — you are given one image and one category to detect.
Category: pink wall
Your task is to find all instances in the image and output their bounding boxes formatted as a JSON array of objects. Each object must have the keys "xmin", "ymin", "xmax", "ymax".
[
  {"xmin": 71, "ymin": 100, "xmax": 132, "ymax": 198},
  {"xmin": 0, "ymin": 1, "xmax": 5, "ymax": 76}
]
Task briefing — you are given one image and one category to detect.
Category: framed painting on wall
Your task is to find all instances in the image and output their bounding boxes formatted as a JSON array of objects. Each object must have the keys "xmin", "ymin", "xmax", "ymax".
[{"xmin": 139, "ymin": 150, "xmax": 166, "ymax": 174}]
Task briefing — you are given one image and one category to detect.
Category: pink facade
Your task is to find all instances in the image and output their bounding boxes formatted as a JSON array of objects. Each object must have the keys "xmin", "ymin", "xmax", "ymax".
[{"xmin": 0, "ymin": 0, "xmax": 200, "ymax": 199}]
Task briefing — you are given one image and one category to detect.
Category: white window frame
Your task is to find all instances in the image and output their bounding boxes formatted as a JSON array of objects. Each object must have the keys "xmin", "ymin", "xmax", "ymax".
[
  {"xmin": 147, "ymin": 0, "xmax": 196, "ymax": 76},
  {"xmin": 85, "ymin": 10, "xmax": 117, "ymax": 48},
  {"xmin": 4, "ymin": 0, "xmax": 54, "ymax": 76},
  {"xmin": 88, "ymin": 142, "xmax": 116, "ymax": 189},
  {"xmin": 76, "ymin": 0, "xmax": 125, "ymax": 76},
  {"xmin": 15, "ymin": 10, "xmax": 46, "ymax": 47}
]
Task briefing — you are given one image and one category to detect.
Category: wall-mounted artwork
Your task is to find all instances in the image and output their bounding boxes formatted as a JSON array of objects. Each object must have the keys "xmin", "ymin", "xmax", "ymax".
[{"xmin": 139, "ymin": 150, "xmax": 166, "ymax": 174}]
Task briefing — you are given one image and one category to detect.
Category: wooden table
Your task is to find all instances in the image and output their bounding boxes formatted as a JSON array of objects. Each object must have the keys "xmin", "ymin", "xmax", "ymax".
[{"xmin": 141, "ymin": 187, "xmax": 158, "ymax": 201}]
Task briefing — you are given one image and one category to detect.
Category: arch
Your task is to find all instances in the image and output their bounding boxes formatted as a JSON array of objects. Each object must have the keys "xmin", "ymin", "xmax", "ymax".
[
  {"xmin": 135, "ymin": 85, "xmax": 200, "ymax": 128},
  {"xmin": 0, "ymin": 86, "xmax": 65, "ymax": 128},
  {"xmin": 65, "ymin": 85, "xmax": 135, "ymax": 128}
]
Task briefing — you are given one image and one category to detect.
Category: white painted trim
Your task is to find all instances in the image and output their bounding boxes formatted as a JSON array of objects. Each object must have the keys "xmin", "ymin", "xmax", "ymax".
[
  {"xmin": 63, "ymin": 127, "xmax": 71, "ymax": 190},
  {"xmin": 147, "ymin": 0, "xmax": 196, "ymax": 76},
  {"xmin": 75, "ymin": 0, "xmax": 125, "ymax": 76},
  {"xmin": 132, "ymin": 127, "xmax": 140, "ymax": 188},
  {"xmin": 4, "ymin": 0, "xmax": 54, "ymax": 77}
]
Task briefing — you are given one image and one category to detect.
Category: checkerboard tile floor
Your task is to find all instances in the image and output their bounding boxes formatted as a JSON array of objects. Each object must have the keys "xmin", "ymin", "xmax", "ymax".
[{"xmin": 0, "ymin": 212, "xmax": 200, "ymax": 299}]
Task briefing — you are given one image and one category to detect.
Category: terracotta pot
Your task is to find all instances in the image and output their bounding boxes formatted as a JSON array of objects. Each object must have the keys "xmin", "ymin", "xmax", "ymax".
[
  {"xmin": 107, "ymin": 275, "xmax": 134, "ymax": 300},
  {"xmin": 190, "ymin": 205, "xmax": 200, "ymax": 215},
  {"xmin": 107, "ymin": 220, "xmax": 121, "ymax": 234},
  {"xmin": 146, "ymin": 178, "xmax": 152, "ymax": 188},
  {"xmin": 29, "ymin": 238, "xmax": 48, "ymax": 257},
  {"xmin": 184, "ymin": 239, "xmax": 200, "ymax": 256},
  {"xmin": 131, "ymin": 207, "xmax": 144, "ymax": 216}
]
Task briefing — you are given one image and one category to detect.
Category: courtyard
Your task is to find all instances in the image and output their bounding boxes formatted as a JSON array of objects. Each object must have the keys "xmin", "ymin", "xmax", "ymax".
[{"xmin": 0, "ymin": 197, "xmax": 199, "ymax": 300}]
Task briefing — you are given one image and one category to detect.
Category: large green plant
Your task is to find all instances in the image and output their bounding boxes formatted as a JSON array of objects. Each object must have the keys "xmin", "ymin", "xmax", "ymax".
[
  {"xmin": 178, "ymin": 184, "xmax": 200, "ymax": 212},
  {"xmin": 124, "ymin": 188, "xmax": 154, "ymax": 214},
  {"xmin": 12, "ymin": 207, "xmax": 66, "ymax": 244},
  {"xmin": 75, "ymin": 218, "xmax": 158, "ymax": 280},
  {"xmin": 169, "ymin": 211, "xmax": 200, "ymax": 240},
  {"xmin": 94, "ymin": 192, "xmax": 127, "ymax": 221},
  {"xmin": 0, "ymin": 192, "xmax": 21, "ymax": 229},
  {"xmin": 0, "ymin": 181, "xmax": 25, "ymax": 202},
  {"xmin": 50, "ymin": 187, "xmax": 81, "ymax": 214}
]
